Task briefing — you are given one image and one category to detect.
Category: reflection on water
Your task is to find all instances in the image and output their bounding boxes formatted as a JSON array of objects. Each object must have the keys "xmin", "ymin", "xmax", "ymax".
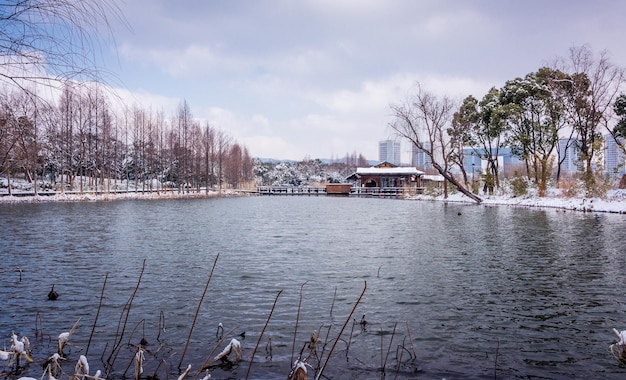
[{"xmin": 2, "ymin": 197, "xmax": 626, "ymax": 379}]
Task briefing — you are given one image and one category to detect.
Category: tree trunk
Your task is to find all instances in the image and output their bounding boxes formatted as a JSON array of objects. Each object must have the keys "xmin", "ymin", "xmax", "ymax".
[
  {"xmin": 432, "ymin": 162, "xmax": 482, "ymax": 203},
  {"xmin": 7, "ymin": 169, "xmax": 12, "ymax": 196}
]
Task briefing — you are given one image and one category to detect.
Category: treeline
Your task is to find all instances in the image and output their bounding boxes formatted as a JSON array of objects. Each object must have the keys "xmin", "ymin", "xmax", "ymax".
[
  {"xmin": 254, "ymin": 153, "xmax": 369, "ymax": 187},
  {"xmin": 0, "ymin": 83, "xmax": 254, "ymax": 195},
  {"xmin": 392, "ymin": 45, "xmax": 626, "ymax": 199}
]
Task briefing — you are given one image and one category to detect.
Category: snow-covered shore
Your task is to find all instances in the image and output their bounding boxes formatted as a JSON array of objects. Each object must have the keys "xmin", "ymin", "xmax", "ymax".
[
  {"xmin": 1, "ymin": 187, "xmax": 625, "ymax": 214},
  {"xmin": 0, "ymin": 189, "xmax": 250, "ymax": 204},
  {"xmin": 411, "ymin": 189, "xmax": 626, "ymax": 214}
]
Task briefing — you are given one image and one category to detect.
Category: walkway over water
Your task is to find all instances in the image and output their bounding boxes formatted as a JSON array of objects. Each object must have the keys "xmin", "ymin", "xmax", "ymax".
[{"xmin": 256, "ymin": 185, "xmax": 424, "ymax": 196}]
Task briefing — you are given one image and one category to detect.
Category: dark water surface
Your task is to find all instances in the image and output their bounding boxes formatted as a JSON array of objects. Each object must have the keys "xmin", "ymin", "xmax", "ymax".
[{"xmin": 2, "ymin": 196, "xmax": 626, "ymax": 379}]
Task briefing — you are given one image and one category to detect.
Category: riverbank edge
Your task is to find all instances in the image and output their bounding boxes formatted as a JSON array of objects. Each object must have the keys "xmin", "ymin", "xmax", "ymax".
[
  {"xmin": 0, "ymin": 189, "xmax": 255, "ymax": 204},
  {"xmin": 2, "ymin": 189, "xmax": 625, "ymax": 214},
  {"xmin": 409, "ymin": 192, "xmax": 626, "ymax": 214}
]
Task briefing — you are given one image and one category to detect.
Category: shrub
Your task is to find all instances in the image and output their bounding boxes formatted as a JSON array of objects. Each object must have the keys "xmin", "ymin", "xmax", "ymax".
[
  {"xmin": 509, "ymin": 172, "xmax": 528, "ymax": 197},
  {"xmin": 423, "ymin": 182, "xmax": 443, "ymax": 197},
  {"xmin": 559, "ymin": 177, "xmax": 582, "ymax": 197}
]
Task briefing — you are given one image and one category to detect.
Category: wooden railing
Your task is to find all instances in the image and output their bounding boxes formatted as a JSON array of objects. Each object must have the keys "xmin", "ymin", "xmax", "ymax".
[
  {"xmin": 257, "ymin": 186, "xmax": 326, "ymax": 195},
  {"xmin": 350, "ymin": 187, "xmax": 424, "ymax": 196},
  {"xmin": 256, "ymin": 186, "xmax": 424, "ymax": 196}
]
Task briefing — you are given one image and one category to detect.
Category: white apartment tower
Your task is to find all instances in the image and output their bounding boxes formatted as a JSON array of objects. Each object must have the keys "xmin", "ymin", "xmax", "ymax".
[
  {"xmin": 558, "ymin": 138, "xmax": 580, "ymax": 175},
  {"xmin": 379, "ymin": 140, "xmax": 401, "ymax": 166},
  {"xmin": 411, "ymin": 142, "xmax": 432, "ymax": 170},
  {"xmin": 605, "ymin": 134, "xmax": 625, "ymax": 177}
]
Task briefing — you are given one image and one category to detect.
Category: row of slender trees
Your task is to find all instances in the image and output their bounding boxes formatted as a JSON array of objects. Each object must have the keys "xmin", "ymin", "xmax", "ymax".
[
  {"xmin": 0, "ymin": 84, "xmax": 254, "ymax": 195},
  {"xmin": 392, "ymin": 45, "xmax": 626, "ymax": 201}
]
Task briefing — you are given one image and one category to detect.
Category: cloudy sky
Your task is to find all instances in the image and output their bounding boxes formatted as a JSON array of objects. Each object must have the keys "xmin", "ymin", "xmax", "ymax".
[{"xmin": 101, "ymin": 0, "xmax": 626, "ymax": 162}]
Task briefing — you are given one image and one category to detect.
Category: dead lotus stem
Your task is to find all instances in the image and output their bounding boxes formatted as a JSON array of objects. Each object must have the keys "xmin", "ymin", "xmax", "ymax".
[
  {"xmin": 291, "ymin": 281, "xmax": 308, "ymax": 365},
  {"xmin": 405, "ymin": 321, "xmax": 416, "ymax": 359},
  {"xmin": 127, "ymin": 319, "xmax": 147, "ymax": 348},
  {"xmin": 316, "ymin": 323, "xmax": 333, "ymax": 368},
  {"xmin": 35, "ymin": 311, "xmax": 44, "ymax": 341},
  {"xmin": 157, "ymin": 311, "xmax": 165, "ymax": 342},
  {"xmin": 330, "ymin": 286, "xmax": 337, "ymax": 318},
  {"xmin": 316, "ymin": 280, "xmax": 367, "ymax": 380},
  {"xmin": 494, "ymin": 339, "xmax": 499, "ymax": 380},
  {"xmin": 151, "ymin": 358, "xmax": 167, "ymax": 380},
  {"xmin": 107, "ymin": 259, "xmax": 146, "ymax": 367},
  {"xmin": 394, "ymin": 340, "xmax": 406, "ymax": 380},
  {"xmin": 382, "ymin": 322, "xmax": 398, "ymax": 374},
  {"xmin": 395, "ymin": 337, "xmax": 414, "ymax": 362},
  {"xmin": 265, "ymin": 336, "xmax": 272, "ymax": 358},
  {"xmin": 179, "ymin": 253, "xmax": 220, "ymax": 370},
  {"xmin": 346, "ymin": 319, "xmax": 356, "ymax": 358},
  {"xmin": 246, "ymin": 289, "xmax": 283, "ymax": 380},
  {"xmin": 122, "ymin": 346, "xmax": 136, "ymax": 378},
  {"xmin": 87, "ymin": 272, "xmax": 108, "ymax": 356}
]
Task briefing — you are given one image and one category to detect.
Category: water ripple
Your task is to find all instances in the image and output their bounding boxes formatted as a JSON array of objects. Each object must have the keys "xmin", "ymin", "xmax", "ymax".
[{"xmin": 1, "ymin": 197, "xmax": 626, "ymax": 379}]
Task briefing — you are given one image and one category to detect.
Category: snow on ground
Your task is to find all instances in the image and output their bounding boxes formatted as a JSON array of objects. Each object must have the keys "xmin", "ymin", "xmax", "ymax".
[
  {"xmin": 0, "ymin": 177, "xmax": 245, "ymax": 203},
  {"xmin": 1, "ymin": 188, "xmax": 624, "ymax": 214},
  {"xmin": 0, "ymin": 190, "xmax": 244, "ymax": 204},
  {"xmin": 412, "ymin": 189, "xmax": 626, "ymax": 214},
  {"xmin": 1, "ymin": 176, "xmax": 625, "ymax": 214}
]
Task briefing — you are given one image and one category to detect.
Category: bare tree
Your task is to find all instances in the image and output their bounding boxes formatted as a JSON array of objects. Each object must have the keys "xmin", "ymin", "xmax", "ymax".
[
  {"xmin": 201, "ymin": 121, "xmax": 216, "ymax": 193},
  {"xmin": 390, "ymin": 83, "xmax": 481, "ymax": 203},
  {"xmin": 0, "ymin": 0, "xmax": 124, "ymax": 93},
  {"xmin": 226, "ymin": 143, "xmax": 243, "ymax": 189},
  {"xmin": 0, "ymin": 93, "xmax": 20, "ymax": 194},
  {"xmin": 241, "ymin": 145, "xmax": 254, "ymax": 187},
  {"xmin": 215, "ymin": 129, "xmax": 232, "ymax": 192},
  {"xmin": 557, "ymin": 46, "xmax": 625, "ymax": 193}
]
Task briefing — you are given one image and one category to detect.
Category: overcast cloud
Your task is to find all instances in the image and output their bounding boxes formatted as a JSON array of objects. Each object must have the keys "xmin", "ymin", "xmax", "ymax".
[{"xmin": 103, "ymin": 0, "xmax": 626, "ymax": 161}]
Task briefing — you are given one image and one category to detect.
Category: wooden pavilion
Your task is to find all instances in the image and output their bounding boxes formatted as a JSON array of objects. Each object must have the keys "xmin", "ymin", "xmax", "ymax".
[{"xmin": 346, "ymin": 162, "xmax": 424, "ymax": 191}]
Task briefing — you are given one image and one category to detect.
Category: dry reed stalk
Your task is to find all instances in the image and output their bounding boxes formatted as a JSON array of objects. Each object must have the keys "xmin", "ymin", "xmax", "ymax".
[
  {"xmin": 405, "ymin": 321, "xmax": 416, "ymax": 359},
  {"xmin": 245, "ymin": 289, "xmax": 283, "ymax": 380},
  {"xmin": 157, "ymin": 311, "xmax": 165, "ymax": 342},
  {"xmin": 106, "ymin": 259, "xmax": 146, "ymax": 367},
  {"xmin": 150, "ymin": 358, "xmax": 167, "ymax": 380},
  {"xmin": 122, "ymin": 344, "xmax": 140, "ymax": 378},
  {"xmin": 346, "ymin": 320, "xmax": 356, "ymax": 358},
  {"xmin": 315, "ymin": 281, "xmax": 367, "ymax": 380},
  {"xmin": 382, "ymin": 322, "xmax": 397, "ymax": 375},
  {"xmin": 380, "ymin": 327, "xmax": 383, "ymax": 372},
  {"xmin": 315, "ymin": 323, "xmax": 332, "ymax": 371},
  {"xmin": 494, "ymin": 339, "xmax": 499, "ymax": 380},
  {"xmin": 86, "ymin": 272, "xmax": 108, "ymax": 356},
  {"xmin": 395, "ymin": 337, "xmax": 414, "ymax": 363},
  {"xmin": 178, "ymin": 253, "xmax": 220, "ymax": 370},
  {"xmin": 265, "ymin": 336, "xmax": 272, "ymax": 358},
  {"xmin": 127, "ymin": 319, "xmax": 146, "ymax": 348},
  {"xmin": 329, "ymin": 286, "xmax": 337, "ymax": 319},
  {"xmin": 393, "ymin": 337, "xmax": 405, "ymax": 380},
  {"xmin": 34, "ymin": 312, "xmax": 44, "ymax": 341},
  {"xmin": 291, "ymin": 281, "xmax": 308, "ymax": 365}
]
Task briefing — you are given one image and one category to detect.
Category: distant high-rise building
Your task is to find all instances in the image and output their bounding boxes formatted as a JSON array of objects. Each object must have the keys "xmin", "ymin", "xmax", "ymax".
[
  {"xmin": 558, "ymin": 138, "xmax": 580, "ymax": 175},
  {"xmin": 411, "ymin": 143, "xmax": 432, "ymax": 170},
  {"xmin": 379, "ymin": 140, "xmax": 401, "ymax": 165},
  {"xmin": 605, "ymin": 134, "xmax": 625, "ymax": 177}
]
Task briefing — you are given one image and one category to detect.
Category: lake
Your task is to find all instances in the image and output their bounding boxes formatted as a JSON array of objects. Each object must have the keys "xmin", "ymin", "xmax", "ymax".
[{"xmin": 1, "ymin": 195, "xmax": 626, "ymax": 379}]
